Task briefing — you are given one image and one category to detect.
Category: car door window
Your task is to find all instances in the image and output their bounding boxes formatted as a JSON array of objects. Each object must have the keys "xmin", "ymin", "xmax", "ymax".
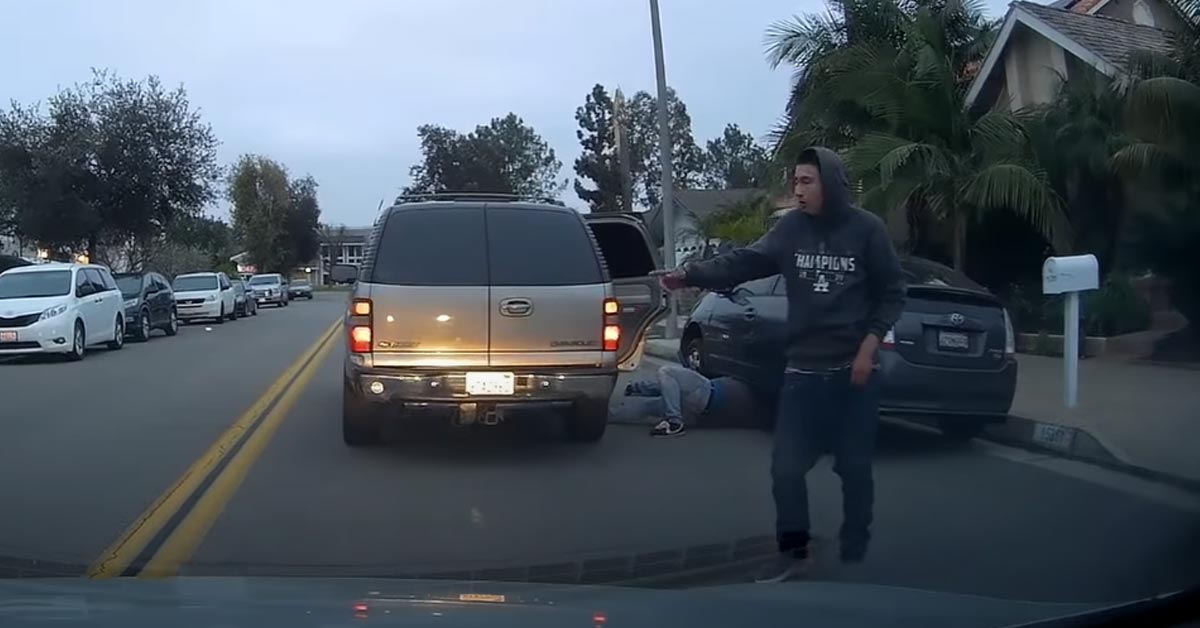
[
  {"xmin": 740, "ymin": 276, "xmax": 779, "ymax": 297},
  {"xmin": 83, "ymin": 269, "xmax": 107, "ymax": 294},
  {"xmin": 75, "ymin": 270, "xmax": 93, "ymax": 297},
  {"xmin": 97, "ymin": 268, "xmax": 118, "ymax": 293}
]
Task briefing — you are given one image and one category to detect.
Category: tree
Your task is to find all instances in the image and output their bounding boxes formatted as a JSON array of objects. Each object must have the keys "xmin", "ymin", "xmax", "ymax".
[
  {"xmin": 286, "ymin": 175, "xmax": 321, "ymax": 271},
  {"xmin": 405, "ymin": 113, "xmax": 564, "ymax": 198},
  {"xmin": 627, "ymin": 88, "xmax": 704, "ymax": 207},
  {"xmin": 229, "ymin": 154, "xmax": 295, "ymax": 272},
  {"xmin": 572, "ymin": 84, "xmax": 635, "ymax": 213},
  {"xmin": 701, "ymin": 124, "xmax": 772, "ymax": 189},
  {"xmin": 0, "ymin": 71, "xmax": 220, "ymax": 259}
]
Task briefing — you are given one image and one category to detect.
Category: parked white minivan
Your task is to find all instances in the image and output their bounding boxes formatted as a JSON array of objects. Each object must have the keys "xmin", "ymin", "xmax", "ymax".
[
  {"xmin": 0, "ymin": 263, "xmax": 126, "ymax": 360},
  {"xmin": 172, "ymin": 272, "xmax": 237, "ymax": 324}
]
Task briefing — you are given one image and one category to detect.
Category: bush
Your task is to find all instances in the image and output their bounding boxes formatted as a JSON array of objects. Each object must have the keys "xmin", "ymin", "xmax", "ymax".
[{"xmin": 1084, "ymin": 274, "xmax": 1152, "ymax": 337}]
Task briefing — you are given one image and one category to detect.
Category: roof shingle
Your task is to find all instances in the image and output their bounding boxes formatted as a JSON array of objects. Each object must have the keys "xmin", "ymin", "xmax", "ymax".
[{"xmin": 1015, "ymin": 1, "xmax": 1174, "ymax": 67}]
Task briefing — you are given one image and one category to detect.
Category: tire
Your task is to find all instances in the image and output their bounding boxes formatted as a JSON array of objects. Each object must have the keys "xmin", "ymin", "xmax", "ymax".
[
  {"xmin": 229, "ymin": 304, "xmax": 238, "ymax": 321},
  {"xmin": 106, "ymin": 316, "xmax": 125, "ymax": 350},
  {"xmin": 939, "ymin": 418, "xmax": 986, "ymax": 443},
  {"xmin": 567, "ymin": 399, "xmax": 608, "ymax": 442},
  {"xmin": 164, "ymin": 309, "xmax": 179, "ymax": 336},
  {"xmin": 133, "ymin": 308, "xmax": 152, "ymax": 342},
  {"xmin": 65, "ymin": 320, "xmax": 85, "ymax": 361},
  {"xmin": 215, "ymin": 305, "xmax": 226, "ymax": 324},
  {"xmin": 343, "ymin": 381, "xmax": 381, "ymax": 446},
  {"xmin": 682, "ymin": 333, "xmax": 708, "ymax": 376}
]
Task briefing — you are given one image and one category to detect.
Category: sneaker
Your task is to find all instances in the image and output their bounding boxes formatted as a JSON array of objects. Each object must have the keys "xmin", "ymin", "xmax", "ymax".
[
  {"xmin": 650, "ymin": 418, "xmax": 685, "ymax": 437},
  {"xmin": 754, "ymin": 552, "xmax": 809, "ymax": 583}
]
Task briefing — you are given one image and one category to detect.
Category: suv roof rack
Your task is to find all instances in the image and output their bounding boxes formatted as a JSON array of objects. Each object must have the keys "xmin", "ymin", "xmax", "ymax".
[{"xmin": 392, "ymin": 192, "xmax": 565, "ymax": 207}]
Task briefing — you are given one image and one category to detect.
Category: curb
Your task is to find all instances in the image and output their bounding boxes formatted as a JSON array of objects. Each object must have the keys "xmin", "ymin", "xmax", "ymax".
[{"xmin": 642, "ymin": 341, "xmax": 1200, "ymax": 494}]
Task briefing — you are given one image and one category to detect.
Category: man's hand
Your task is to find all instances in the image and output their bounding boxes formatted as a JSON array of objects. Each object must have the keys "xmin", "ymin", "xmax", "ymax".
[
  {"xmin": 652, "ymin": 268, "xmax": 688, "ymax": 291},
  {"xmin": 850, "ymin": 334, "xmax": 881, "ymax": 387}
]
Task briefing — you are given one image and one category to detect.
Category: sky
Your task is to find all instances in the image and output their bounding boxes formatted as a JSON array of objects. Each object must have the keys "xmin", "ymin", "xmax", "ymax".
[{"xmin": 1, "ymin": 0, "xmax": 1011, "ymax": 227}]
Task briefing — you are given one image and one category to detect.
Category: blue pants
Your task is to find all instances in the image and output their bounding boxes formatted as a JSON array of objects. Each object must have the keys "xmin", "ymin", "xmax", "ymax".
[{"xmin": 773, "ymin": 367, "xmax": 880, "ymax": 558}]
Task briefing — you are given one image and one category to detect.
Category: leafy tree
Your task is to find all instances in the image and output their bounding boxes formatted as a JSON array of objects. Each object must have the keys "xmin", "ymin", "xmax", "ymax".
[
  {"xmin": 405, "ymin": 113, "xmax": 564, "ymax": 198},
  {"xmin": 228, "ymin": 155, "xmax": 309, "ymax": 273},
  {"xmin": 701, "ymin": 124, "xmax": 772, "ymax": 189},
  {"xmin": 572, "ymin": 84, "xmax": 635, "ymax": 212},
  {"xmin": 627, "ymin": 88, "xmax": 704, "ymax": 207},
  {"xmin": 0, "ymin": 71, "xmax": 220, "ymax": 259},
  {"xmin": 285, "ymin": 175, "xmax": 321, "ymax": 271}
]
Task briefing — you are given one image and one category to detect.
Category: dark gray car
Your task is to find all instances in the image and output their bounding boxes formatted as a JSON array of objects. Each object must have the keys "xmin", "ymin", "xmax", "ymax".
[
  {"xmin": 114, "ymin": 271, "xmax": 179, "ymax": 341},
  {"xmin": 679, "ymin": 256, "xmax": 1017, "ymax": 440}
]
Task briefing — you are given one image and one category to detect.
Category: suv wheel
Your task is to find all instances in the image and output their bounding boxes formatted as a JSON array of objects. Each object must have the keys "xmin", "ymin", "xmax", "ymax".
[
  {"xmin": 106, "ymin": 316, "xmax": 125, "ymax": 350},
  {"xmin": 343, "ymin": 381, "xmax": 381, "ymax": 446},
  {"xmin": 133, "ymin": 308, "xmax": 152, "ymax": 342},
  {"xmin": 65, "ymin": 320, "xmax": 86, "ymax": 361},
  {"xmin": 215, "ymin": 304, "xmax": 226, "ymax": 324},
  {"xmin": 567, "ymin": 400, "xmax": 608, "ymax": 442},
  {"xmin": 164, "ymin": 309, "xmax": 179, "ymax": 336}
]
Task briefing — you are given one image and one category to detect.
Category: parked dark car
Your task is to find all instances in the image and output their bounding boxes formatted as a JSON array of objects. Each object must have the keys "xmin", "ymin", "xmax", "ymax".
[
  {"xmin": 114, "ymin": 271, "xmax": 179, "ymax": 341},
  {"xmin": 231, "ymin": 279, "xmax": 258, "ymax": 317},
  {"xmin": 0, "ymin": 255, "xmax": 33, "ymax": 274},
  {"xmin": 678, "ymin": 256, "xmax": 1017, "ymax": 440}
]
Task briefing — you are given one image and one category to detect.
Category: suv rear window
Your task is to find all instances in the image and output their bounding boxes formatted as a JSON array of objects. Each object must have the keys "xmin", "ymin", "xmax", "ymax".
[
  {"xmin": 371, "ymin": 208, "xmax": 488, "ymax": 286},
  {"xmin": 486, "ymin": 208, "xmax": 603, "ymax": 286}
]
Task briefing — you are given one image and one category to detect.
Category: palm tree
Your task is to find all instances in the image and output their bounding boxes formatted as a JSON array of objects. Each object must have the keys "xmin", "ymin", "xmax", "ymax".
[{"xmin": 776, "ymin": 0, "xmax": 1068, "ymax": 269}]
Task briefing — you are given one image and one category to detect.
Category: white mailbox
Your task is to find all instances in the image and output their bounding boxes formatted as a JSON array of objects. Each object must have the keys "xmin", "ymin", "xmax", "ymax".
[
  {"xmin": 1041, "ymin": 253, "xmax": 1100, "ymax": 410},
  {"xmin": 1043, "ymin": 254, "xmax": 1099, "ymax": 295}
]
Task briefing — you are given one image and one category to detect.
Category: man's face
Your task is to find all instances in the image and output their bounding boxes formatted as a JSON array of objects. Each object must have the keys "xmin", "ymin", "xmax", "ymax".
[{"xmin": 793, "ymin": 163, "xmax": 824, "ymax": 215}]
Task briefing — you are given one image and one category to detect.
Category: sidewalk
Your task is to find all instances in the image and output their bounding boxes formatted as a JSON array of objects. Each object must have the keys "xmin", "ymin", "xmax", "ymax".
[{"xmin": 642, "ymin": 337, "xmax": 1200, "ymax": 485}]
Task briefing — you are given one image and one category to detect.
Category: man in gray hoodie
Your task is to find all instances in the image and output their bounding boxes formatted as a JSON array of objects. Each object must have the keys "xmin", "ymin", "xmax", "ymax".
[{"xmin": 659, "ymin": 147, "xmax": 905, "ymax": 582}]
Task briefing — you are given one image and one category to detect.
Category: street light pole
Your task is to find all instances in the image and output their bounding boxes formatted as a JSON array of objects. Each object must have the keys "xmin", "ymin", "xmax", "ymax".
[{"xmin": 649, "ymin": 0, "xmax": 678, "ymax": 339}]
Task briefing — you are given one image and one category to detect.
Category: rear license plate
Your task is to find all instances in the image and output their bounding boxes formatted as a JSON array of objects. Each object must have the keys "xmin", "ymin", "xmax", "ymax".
[
  {"xmin": 937, "ymin": 330, "xmax": 970, "ymax": 351},
  {"xmin": 0, "ymin": 331, "xmax": 16, "ymax": 343},
  {"xmin": 466, "ymin": 372, "xmax": 515, "ymax": 396}
]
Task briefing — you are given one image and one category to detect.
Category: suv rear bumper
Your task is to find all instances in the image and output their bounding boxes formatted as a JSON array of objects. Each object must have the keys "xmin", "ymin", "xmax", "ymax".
[{"xmin": 345, "ymin": 361, "xmax": 616, "ymax": 416}]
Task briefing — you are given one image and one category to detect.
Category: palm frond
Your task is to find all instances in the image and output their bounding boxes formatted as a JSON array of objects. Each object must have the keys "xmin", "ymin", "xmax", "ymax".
[
  {"xmin": 959, "ymin": 162, "xmax": 1071, "ymax": 251},
  {"xmin": 1111, "ymin": 141, "xmax": 1182, "ymax": 178},
  {"xmin": 970, "ymin": 110, "xmax": 1029, "ymax": 158},
  {"xmin": 1124, "ymin": 76, "xmax": 1200, "ymax": 144}
]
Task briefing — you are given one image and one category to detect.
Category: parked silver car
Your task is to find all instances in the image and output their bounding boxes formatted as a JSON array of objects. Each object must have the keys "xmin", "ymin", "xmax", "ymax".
[
  {"xmin": 288, "ymin": 278, "xmax": 314, "ymax": 300},
  {"xmin": 248, "ymin": 273, "xmax": 289, "ymax": 307},
  {"xmin": 334, "ymin": 193, "xmax": 665, "ymax": 446}
]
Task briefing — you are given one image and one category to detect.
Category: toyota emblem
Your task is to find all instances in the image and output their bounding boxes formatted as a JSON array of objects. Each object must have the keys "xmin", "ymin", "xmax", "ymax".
[{"xmin": 949, "ymin": 312, "xmax": 965, "ymax": 326}]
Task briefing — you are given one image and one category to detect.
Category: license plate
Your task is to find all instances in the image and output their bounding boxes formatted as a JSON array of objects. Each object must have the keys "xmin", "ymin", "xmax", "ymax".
[
  {"xmin": 0, "ymin": 331, "xmax": 16, "ymax": 343},
  {"xmin": 466, "ymin": 372, "xmax": 515, "ymax": 396},
  {"xmin": 937, "ymin": 330, "xmax": 970, "ymax": 351}
]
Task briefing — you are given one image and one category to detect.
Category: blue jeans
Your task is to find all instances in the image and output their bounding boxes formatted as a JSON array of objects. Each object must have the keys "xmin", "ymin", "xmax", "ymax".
[
  {"xmin": 772, "ymin": 367, "xmax": 880, "ymax": 558},
  {"xmin": 608, "ymin": 365, "xmax": 712, "ymax": 426}
]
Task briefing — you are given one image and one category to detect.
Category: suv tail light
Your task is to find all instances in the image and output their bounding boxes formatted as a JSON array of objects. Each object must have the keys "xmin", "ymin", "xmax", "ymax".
[
  {"xmin": 350, "ymin": 298, "xmax": 372, "ymax": 354},
  {"xmin": 603, "ymin": 298, "xmax": 620, "ymax": 352},
  {"xmin": 1002, "ymin": 308, "xmax": 1016, "ymax": 356},
  {"xmin": 881, "ymin": 327, "xmax": 895, "ymax": 349}
]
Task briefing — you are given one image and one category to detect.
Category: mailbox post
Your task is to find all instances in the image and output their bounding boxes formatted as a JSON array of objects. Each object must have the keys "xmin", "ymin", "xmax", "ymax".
[{"xmin": 1042, "ymin": 255, "xmax": 1099, "ymax": 408}]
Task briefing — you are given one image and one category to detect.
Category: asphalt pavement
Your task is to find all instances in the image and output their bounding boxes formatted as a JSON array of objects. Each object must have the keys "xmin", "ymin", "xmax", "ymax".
[{"xmin": 1, "ymin": 291, "xmax": 1197, "ymax": 605}]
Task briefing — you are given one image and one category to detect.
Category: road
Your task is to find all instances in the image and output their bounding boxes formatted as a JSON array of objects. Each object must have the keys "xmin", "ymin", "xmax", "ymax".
[{"xmin": 1, "ymin": 291, "xmax": 1197, "ymax": 604}]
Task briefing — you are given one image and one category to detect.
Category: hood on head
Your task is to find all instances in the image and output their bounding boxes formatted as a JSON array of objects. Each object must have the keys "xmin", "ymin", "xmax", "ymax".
[{"xmin": 797, "ymin": 146, "xmax": 852, "ymax": 223}]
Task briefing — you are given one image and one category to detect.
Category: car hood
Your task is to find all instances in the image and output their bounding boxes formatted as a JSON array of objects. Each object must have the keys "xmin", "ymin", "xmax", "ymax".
[
  {"xmin": 0, "ymin": 578, "xmax": 1107, "ymax": 628},
  {"xmin": 0, "ymin": 296, "xmax": 71, "ymax": 317}
]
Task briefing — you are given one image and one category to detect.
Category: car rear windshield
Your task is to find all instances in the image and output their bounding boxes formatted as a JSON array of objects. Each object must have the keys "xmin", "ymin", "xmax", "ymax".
[
  {"xmin": 115, "ymin": 275, "xmax": 143, "ymax": 297},
  {"xmin": 249, "ymin": 275, "xmax": 280, "ymax": 285},
  {"xmin": 370, "ymin": 208, "xmax": 489, "ymax": 286},
  {"xmin": 173, "ymin": 275, "xmax": 218, "ymax": 291},
  {"xmin": 486, "ymin": 208, "xmax": 603, "ymax": 286},
  {"xmin": 0, "ymin": 270, "xmax": 72, "ymax": 299},
  {"xmin": 901, "ymin": 257, "xmax": 985, "ymax": 291}
]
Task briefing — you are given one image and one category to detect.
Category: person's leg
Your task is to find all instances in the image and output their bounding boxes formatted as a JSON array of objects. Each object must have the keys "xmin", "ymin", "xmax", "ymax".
[
  {"xmin": 657, "ymin": 365, "xmax": 713, "ymax": 421},
  {"xmin": 624, "ymin": 377, "xmax": 661, "ymax": 397},
  {"xmin": 607, "ymin": 395, "xmax": 666, "ymax": 425},
  {"xmin": 770, "ymin": 372, "xmax": 828, "ymax": 557},
  {"xmin": 830, "ymin": 368, "xmax": 881, "ymax": 563}
]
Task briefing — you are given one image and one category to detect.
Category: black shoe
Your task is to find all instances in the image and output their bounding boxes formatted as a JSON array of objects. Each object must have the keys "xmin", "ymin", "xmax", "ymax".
[
  {"xmin": 754, "ymin": 552, "xmax": 809, "ymax": 583},
  {"xmin": 650, "ymin": 418, "xmax": 685, "ymax": 437},
  {"xmin": 839, "ymin": 533, "xmax": 869, "ymax": 564}
]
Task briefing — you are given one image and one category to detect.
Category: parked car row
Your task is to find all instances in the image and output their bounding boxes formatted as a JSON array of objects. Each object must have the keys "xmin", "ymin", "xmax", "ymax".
[{"xmin": 0, "ymin": 263, "xmax": 314, "ymax": 361}]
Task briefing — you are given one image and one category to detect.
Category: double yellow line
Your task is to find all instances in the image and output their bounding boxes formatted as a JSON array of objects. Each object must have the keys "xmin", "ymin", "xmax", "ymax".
[{"xmin": 87, "ymin": 319, "xmax": 342, "ymax": 579}]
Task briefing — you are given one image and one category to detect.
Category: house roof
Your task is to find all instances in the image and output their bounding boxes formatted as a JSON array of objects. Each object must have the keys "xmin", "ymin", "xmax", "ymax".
[{"xmin": 966, "ymin": 1, "xmax": 1173, "ymax": 107}]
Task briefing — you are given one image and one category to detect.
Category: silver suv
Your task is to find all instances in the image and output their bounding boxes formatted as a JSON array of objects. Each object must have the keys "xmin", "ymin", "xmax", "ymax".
[{"xmin": 333, "ymin": 194, "xmax": 665, "ymax": 445}]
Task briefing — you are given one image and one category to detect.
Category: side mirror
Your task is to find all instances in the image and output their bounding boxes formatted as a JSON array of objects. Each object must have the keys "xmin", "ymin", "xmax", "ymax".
[{"xmin": 330, "ymin": 263, "xmax": 358, "ymax": 284}]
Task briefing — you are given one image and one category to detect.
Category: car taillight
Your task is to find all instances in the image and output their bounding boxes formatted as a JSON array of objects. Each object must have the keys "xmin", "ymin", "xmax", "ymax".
[
  {"xmin": 352, "ymin": 299, "xmax": 371, "ymax": 316},
  {"xmin": 1002, "ymin": 308, "xmax": 1016, "ymax": 355},
  {"xmin": 350, "ymin": 326, "xmax": 372, "ymax": 353},
  {"xmin": 881, "ymin": 328, "xmax": 895, "ymax": 349},
  {"xmin": 603, "ymin": 298, "xmax": 620, "ymax": 351}
]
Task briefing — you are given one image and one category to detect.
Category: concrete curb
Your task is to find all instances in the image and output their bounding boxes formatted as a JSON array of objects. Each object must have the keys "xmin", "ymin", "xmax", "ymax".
[{"xmin": 642, "ymin": 340, "xmax": 1200, "ymax": 494}]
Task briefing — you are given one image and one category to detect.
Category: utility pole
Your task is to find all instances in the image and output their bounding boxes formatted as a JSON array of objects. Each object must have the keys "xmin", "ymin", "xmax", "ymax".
[
  {"xmin": 613, "ymin": 89, "xmax": 634, "ymax": 214},
  {"xmin": 649, "ymin": 0, "xmax": 678, "ymax": 339}
]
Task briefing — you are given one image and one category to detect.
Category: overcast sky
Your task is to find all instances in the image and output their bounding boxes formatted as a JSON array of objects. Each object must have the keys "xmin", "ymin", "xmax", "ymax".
[{"xmin": 1, "ymin": 0, "xmax": 1011, "ymax": 226}]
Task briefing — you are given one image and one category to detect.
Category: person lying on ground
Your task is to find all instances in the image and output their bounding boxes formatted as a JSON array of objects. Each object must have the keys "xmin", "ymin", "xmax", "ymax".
[{"xmin": 607, "ymin": 364, "xmax": 764, "ymax": 437}]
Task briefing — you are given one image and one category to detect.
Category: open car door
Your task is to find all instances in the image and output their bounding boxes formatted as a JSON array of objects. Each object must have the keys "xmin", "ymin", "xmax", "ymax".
[{"xmin": 585, "ymin": 213, "xmax": 667, "ymax": 371}]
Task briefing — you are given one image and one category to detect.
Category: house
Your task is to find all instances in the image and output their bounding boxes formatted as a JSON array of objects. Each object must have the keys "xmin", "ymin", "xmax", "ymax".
[
  {"xmin": 641, "ymin": 188, "xmax": 792, "ymax": 263},
  {"xmin": 965, "ymin": 0, "xmax": 1181, "ymax": 112},
  {"xmin": 228, "ymin": 226, "xmax": 372, "ymax": 285}
]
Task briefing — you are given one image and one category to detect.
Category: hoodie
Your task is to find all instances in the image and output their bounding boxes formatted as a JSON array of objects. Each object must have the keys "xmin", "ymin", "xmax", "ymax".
[{"xmin": 683, "ymin": 147, "xmax": 906, "ymax": 370}]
